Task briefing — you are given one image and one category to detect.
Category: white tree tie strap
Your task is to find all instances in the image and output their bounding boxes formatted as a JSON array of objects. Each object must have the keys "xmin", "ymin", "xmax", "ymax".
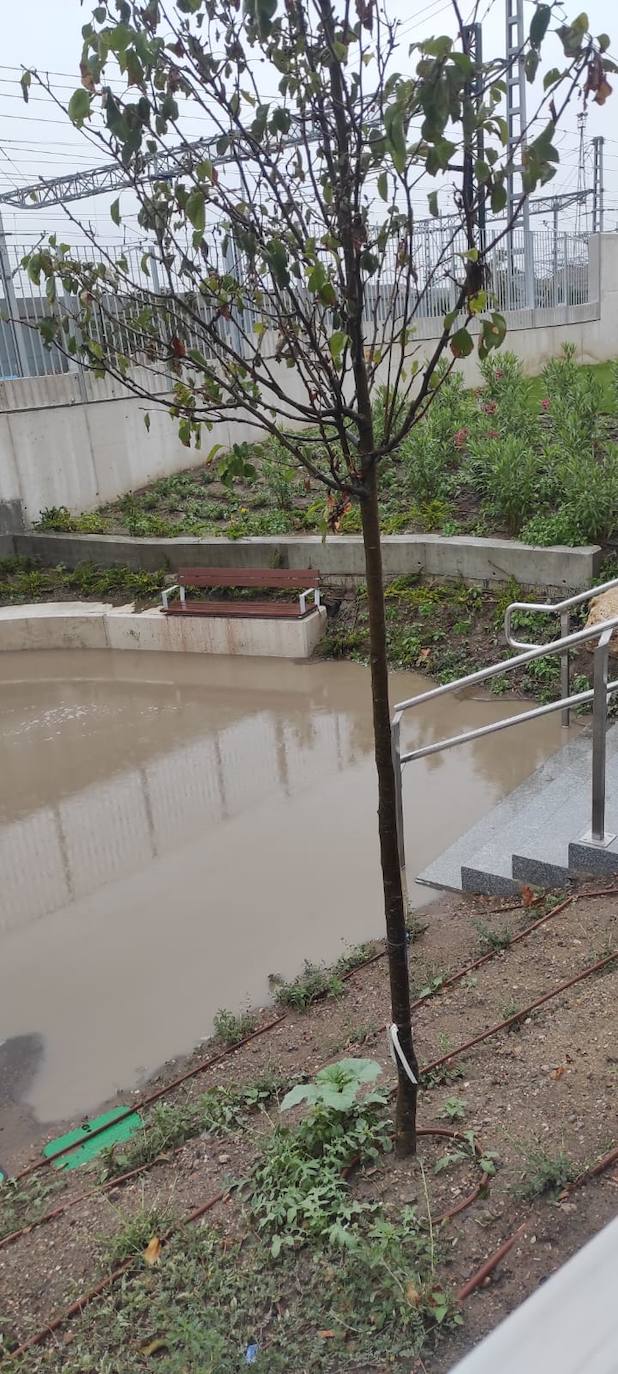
[{"xmin": 387, "ymin": 1024, "xmax": 418, "ymax": 1085}]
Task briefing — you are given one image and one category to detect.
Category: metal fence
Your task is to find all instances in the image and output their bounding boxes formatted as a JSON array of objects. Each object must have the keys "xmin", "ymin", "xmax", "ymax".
[{"xmin": 0, "ymin": 228, "xmax": 591, "ymax": 381}]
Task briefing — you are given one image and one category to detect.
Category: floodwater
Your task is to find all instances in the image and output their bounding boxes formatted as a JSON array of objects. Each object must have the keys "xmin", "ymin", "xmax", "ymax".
[{"xmin": 0, "ymin": 650, "xmax": 570, "ymax": 1129}]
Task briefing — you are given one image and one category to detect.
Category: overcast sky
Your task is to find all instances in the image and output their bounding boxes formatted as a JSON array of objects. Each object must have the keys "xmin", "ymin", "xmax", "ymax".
[{"xmin": 0, "ymin": 0, "xmax": 616, "ymax": 256}]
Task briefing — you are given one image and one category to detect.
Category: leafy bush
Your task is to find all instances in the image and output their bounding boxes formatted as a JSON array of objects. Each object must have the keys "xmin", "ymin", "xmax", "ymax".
[
  {"xmin": 212, "ymin": 1007, "xmax": 258, "ymax": 1045},
  {"xmin": 520, "ymin": 511, "xmax": 578, "ymax": 546}
]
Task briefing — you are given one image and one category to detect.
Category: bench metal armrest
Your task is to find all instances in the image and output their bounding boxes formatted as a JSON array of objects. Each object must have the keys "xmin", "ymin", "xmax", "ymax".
[
  {"xmin": 299, "ymin": 586, "xmax": 321, "ymax": 615},
  {"xmin": 161, "ymin": 584, "xmax": 183, "ymax": 610}
]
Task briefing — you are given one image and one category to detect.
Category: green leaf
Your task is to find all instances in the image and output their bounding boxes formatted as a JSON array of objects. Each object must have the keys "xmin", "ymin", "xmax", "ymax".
[
  {"xmin": 543, "ymin": 67, "xmax": 562, "ymax": 90},
  {"xmin": 143, "ymin": 412, "xmax": 151, "ymax": 432},
  {"xmin": 20, "ymin": 71, "xmax": 31, "ymax": 104},
  {"xmin": 450, "ymin": 327, "xmax": 474, "ymax": 359},
  {"xmin": 377, "ymin": 171, "xmax": 388, "ymax": 202},
  {"xmin": 266, "ymin": 238, "xmax": 289, "ymax": 288},
  {"xmin": 280, "ymin": 1082, "xmax": 316, "ymax": 1111},
  {"xmin": 325, "ymin": 1058, "xmax": 381, "ymax": 1083},
  {"xmin": 490, "ymin": 181, "xmax": 507, "ymax": 214},
  {"xmin": 68, "ymin": 87, "xmax": 92, "ymax": 127},
  {"xmin": 598, "ymin": 33, "xmax": 610, "ymax": 52},
  {"xmin": 186, "ymin": 190, "xmax": 205, "ymax": 233},
  {"xmin": 530, "ymin": 4, "xmax": 551, "ymax": 48},
  {"xmin": 525, "ymin": 49, "xmax": 540, "ymax": 83},
  {"xmin": 384, "ymin": 105, "xmax": 406, "ymax": 175},
  {"xmin": 428, "ymin": 189, "xmax": 439, "ymax": 218},
  {"xmin": 45, "ymin": 275, "xmax": 57, "ymax": 306},
  {"xmin": 328, "ymin": 330, "xmax": 348, "ymax": 364},
  {"xmin": 110, "ymin": 197, "xmax": 121, "ymax": 226}
]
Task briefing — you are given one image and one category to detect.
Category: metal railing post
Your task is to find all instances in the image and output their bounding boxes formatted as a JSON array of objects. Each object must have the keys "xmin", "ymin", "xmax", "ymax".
[
  {"xmin": 391, "ymin": 711, "xmax": 409, "ymax": 912},
  {"xmin": 561, "ymin": 609, "xmax": 570, "ymax": 727},
  {"xmin": 590, "ymin": 628, "xmax": 614, "ymax": 845}
]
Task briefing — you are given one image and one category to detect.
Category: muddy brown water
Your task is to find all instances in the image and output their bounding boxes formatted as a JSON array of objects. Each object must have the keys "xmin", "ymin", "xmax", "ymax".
[{"xmin": 0, "ymin": 649, "xmax": 573, "ymax": 1135}]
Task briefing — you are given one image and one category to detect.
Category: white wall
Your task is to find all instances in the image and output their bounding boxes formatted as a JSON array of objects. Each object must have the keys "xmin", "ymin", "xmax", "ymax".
[{"xmin": 0, "ymin": 235, "xmax": 617, "ymax": 531}]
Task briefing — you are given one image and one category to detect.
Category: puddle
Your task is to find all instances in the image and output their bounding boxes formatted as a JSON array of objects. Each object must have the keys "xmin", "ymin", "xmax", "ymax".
[{"xmin": 0, "ymin": 649, "xmax": 573, "ymax": 1127}]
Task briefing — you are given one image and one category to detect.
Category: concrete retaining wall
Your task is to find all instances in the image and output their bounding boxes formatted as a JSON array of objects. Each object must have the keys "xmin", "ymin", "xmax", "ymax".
[
  {"xmin": 0, "ymin": 600, "xmax": 326, "ymax": 658},
  {"xmin": 15, "ymin": 530, "xmax": 601, "ymax": 592},
  {"xmin": 0, "ymin": 234, "xmax": 616, "ymax": 532}
]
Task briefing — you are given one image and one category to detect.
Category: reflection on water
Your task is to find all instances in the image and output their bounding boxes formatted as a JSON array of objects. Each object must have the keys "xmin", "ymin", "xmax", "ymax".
[{"xmin": 0, "ymin": 650, "xmax": 571, "ymax": 1124}]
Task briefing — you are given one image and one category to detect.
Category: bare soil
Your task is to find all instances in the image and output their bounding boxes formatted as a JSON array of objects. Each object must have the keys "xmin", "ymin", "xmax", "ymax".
[{"xmin": 0, "ymin": 880, "xmax": 616, "ymax": 1369}]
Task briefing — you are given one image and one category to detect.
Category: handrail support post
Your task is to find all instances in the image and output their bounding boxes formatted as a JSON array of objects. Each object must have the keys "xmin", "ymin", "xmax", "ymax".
[
  {"xmin": 582, "ymin": 627, "xmax": 615, "ymax": 847},
  {"xmin": 391, "ymin": 712, "xmax": 409, "ymax": 914},
  {"xmin": 560, "ymin": 609, "xmax": 570, "ymax": 728}
]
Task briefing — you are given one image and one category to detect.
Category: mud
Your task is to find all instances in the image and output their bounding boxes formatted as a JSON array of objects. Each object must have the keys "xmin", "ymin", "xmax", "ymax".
[{"xmin": 0, "ymin": 649, "xmax": 572, "ymax": 1128}]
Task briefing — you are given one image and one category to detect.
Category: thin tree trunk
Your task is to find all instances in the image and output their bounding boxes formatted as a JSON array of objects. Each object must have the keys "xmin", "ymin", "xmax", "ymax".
[{"xmin": 360, "ymin": 463, "xmax": 419, "ymax": 1155}]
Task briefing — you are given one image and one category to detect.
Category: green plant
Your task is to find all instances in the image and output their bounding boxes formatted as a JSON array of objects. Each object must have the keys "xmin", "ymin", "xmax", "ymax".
[
  {"xmin": 421, "ymin": 1062, "xmax": 464, "ymax": 1089},
  {"xmin": 34, "ymin": 505, "xmax": 78, "ymax": 532},
  {"xmin": 271, "ymin": 961, "xmax": 346, "ymax": 1010},
  {"xmin": 100, "ymin": 1204, "xmax": 171, "ymax": 1269},
  {"xmin": 212, "ymin": 1007, "xmax": 258, "ymax": 1046},
  {"xmin": 0, "ymin": 1175, "xmax": 66, "ymax": 1243},
  {"xmin": 334, "ymin": 942, "xmax": 374, "ymax": 975},
  {"xmin": 439, "ymin": 1096, "xmax": 467, "ymax": 1122},
  {"xmin": 473, "ymin": 920, "xmax": 512, "ymax": 952},
  {"xmin": 249, "ymin": 1060, "xmax": 390, "ymax": 1254},
  {"xmin": 434, "ymin": 1129, "xmax": 497, "ymax": 1179},
  {"xmin": 514, "ymin": 1144, "xmax": 576, "ymax": 1200}
]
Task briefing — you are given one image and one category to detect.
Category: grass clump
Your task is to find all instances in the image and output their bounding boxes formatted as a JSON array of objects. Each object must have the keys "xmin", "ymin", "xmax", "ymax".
[
  {"xmin": 514, "ymin": 1144, "xmax": 577, "ymax": 1200},
  {"xmin": 271, "ymin": 960, "xmax": 346, "ymax": 1010},
  {"xmin": 101, "ymin": 1077, "xmax": 290, "ymax": 1179},
  {"xmin": 99, "ymin": 1204, "xmax": 171, "ymax": 1269}
]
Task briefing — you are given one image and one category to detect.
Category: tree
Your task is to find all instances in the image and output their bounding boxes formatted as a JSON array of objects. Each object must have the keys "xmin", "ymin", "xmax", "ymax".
[{"xmin": 22, "ymin": 0, "xmax": 613, "ymax": 1154}]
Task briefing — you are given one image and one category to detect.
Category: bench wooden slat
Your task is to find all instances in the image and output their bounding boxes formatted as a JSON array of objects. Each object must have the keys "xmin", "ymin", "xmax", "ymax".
[
  {"xmin": 165, "ymin": 600, "xmax": 311, "ymax": 619},
  {"xmin": 177, "ymin": 567, "xmax": 319, "ymax": 589}
]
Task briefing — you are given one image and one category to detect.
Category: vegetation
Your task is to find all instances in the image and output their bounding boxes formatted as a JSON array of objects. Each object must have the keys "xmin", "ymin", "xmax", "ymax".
[
  {"xmin": 101, "ymin": 1077, "xmax": 290, "ymax": 1179},
  {"xmin": 0, "ymin": 1175, "xmax": 66, "ymax": 1243},
  {"xmin": 36, "ymin": 352, "xmax": 618, "ymax": 549},
  {"xmin": 0, "ymin": 557, "xmax": 165, "ymax": 607},
  {"xmin": 212, "ymin": 1008, "xmax": 259, "ymax": 1046},
  {"xmin": 22, "ymin": 0, "xmax": 610, "ymax": 1157},
  {"xmin": 7, "ymin": 1062, "xmax": 463, "ymax": 1370},
  {"xmin": 271, "ymin": 961, "xmax": 346, "ymax": 1011},
  {"xmin": 514, "ymin": 1143, "xmax": 577, "ymax": 1200}
]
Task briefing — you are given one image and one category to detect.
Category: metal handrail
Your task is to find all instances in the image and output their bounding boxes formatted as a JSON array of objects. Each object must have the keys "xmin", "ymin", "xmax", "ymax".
[
  {"xmin": 391, "ymin": 610, "xmax": 618, "ymax": 890},
  {"xmin": 504, "ymin": 574, "xmax": 618, "ymax": 728}
]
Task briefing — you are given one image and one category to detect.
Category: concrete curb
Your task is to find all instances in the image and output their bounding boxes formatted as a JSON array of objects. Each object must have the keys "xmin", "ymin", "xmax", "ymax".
[
  {"xmin": 11, "ymin": 531, "xmax": 602, "ymax": 592},
  {"xmin": 0, "ymin": 601, "xmax": 327, "ymax": 659}
]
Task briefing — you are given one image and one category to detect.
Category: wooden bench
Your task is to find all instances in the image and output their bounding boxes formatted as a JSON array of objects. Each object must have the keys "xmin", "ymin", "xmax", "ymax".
[{"xmin": 161, "ymin": 567, "xmax": 321, "ymax": 619}]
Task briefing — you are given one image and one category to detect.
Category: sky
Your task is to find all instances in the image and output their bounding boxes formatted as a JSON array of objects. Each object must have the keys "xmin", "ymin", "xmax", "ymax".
[{"xmin": 0, "ymin": 0, "xmax": 616, "ymax": 260}]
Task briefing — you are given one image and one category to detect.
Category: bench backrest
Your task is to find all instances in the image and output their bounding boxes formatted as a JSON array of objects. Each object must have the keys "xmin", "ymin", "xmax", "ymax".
[{"xmin": 178, "ymin": 567, "xmax": 319, "ymax": 590}]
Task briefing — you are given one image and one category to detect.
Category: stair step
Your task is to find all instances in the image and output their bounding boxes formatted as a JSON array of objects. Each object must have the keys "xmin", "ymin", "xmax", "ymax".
[{"xmin": 416, "ymin": 723, "xmax": 618, "ymax": 896}]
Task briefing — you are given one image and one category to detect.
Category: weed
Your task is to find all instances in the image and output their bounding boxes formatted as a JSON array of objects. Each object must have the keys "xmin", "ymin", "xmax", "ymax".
[
  {"xmin": 421, "ymin": 1062, "xmax": 465, "ymax": 1090},
  {"xmin": 102, "ymin": 1078, "xmax": 290, "ymax": 1179},
  {"xmin": 413, "ymin": 970, "xmax": 447, "ymax": 1000},
  {"xmin": 271, "ymin": 961, "xmax": 346, "ymax": 1010},
  {"xmin": 434, "ymin": 1129, "xmax": 498, "ymax": 1179},
  {"xmin": 100, "ymin": 1203, "xmax": 171, "ymax": 1269},
  {"xmin": 439, "ymin": 1097, "xmax": 468, "ymax": 1123},
  {"xmin": 334, "ymin": 942, "xmax": 375, "ymax": 975},
  {"xmin": 249, "ymin": 1060, "xmax": 390, "ymax": 1252},
  {"xmin": 514, "ymin": 1143, "xmax": 576, "ymax": 1200},
  {"xmin": 0, "ymin": 1175, "xmax": 66, "ymax": 1243},
  {"xmin": 213, "ymin": 1007, "xmax": 258, "ymax": 1046},
  {"xmin": 473, "ymin": 920, "xmax": 512, "ymax": 952}
]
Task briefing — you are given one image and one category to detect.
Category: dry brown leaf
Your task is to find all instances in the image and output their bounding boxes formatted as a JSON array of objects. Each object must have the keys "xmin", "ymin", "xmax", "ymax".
[
  {"xmin": 143, "ymin": 1236, "xmax": 162, "ymax": 1266},
  {"xmin": 521, "ymin": 884, "xmax": 535, "ymax": 908},
  {"xmin": 406, "ymin": 1281, "xmax": 420, "ymax": 1306},
  {"xmin": 318, "ymin": 1330, "xmax": 336, "ymax": 1339},
  {"xmin": 552, "ymin": 1066, "xmax": 566, "ymax": 1080}
]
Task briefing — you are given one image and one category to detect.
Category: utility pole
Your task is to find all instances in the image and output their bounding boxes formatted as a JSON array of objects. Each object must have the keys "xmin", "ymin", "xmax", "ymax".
[
  {"xmin": 0, "ymin": 209, "xmax": 29, "ymax": 378},
  {"xmin": 462, "ymin": 22, "xmax": 486, "ymax": 256},
  {"xmin": 505, "ymin": 0, "xmax": 534, "ymax": 309},
  {"xmin": 592, "ymin": 136, "xmax": 605, "ymax": 233}
]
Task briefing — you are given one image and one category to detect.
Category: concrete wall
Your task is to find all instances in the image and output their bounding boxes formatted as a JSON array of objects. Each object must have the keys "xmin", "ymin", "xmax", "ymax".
[
  {"xmin": 16, "ymin": 530, "xmax": 601, "ymax": 592},
  {"xmin": 1, "ymin": 234, "xmax": 617, "ymax": 531}
]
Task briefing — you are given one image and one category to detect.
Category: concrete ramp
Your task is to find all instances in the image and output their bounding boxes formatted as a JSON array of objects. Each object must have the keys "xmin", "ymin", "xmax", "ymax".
[{"xmin": 417, "ymin": 724, "xmax": 618, "ymax": 896}]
